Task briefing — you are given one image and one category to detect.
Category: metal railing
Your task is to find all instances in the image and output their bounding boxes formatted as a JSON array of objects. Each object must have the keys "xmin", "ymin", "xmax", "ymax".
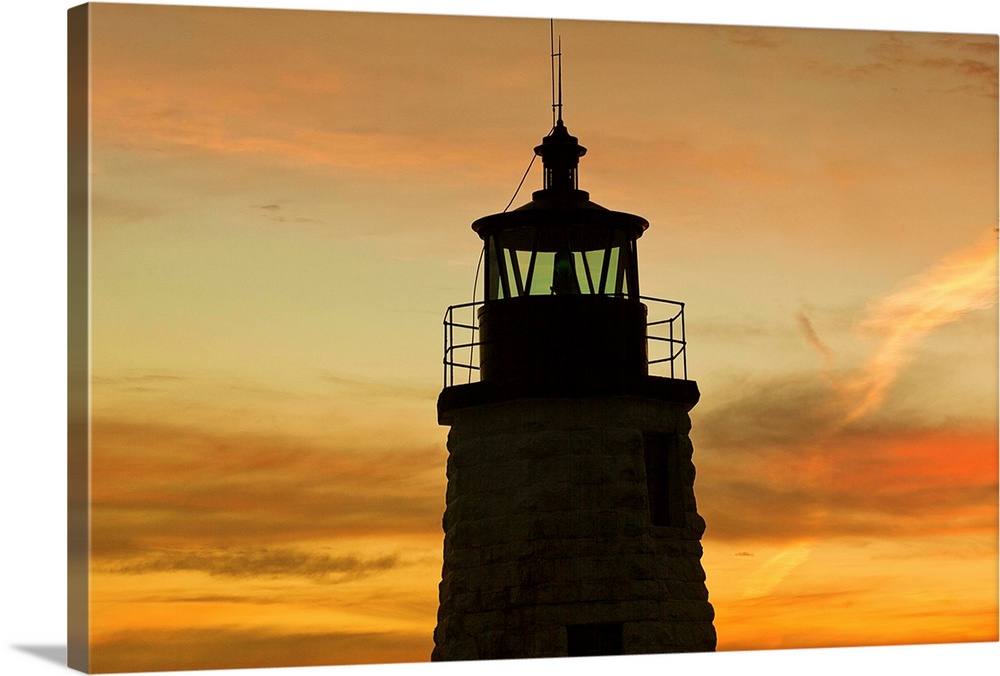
[
  {"xmin": 443, "ymin": 300, "xmax": 483, "ymax": 387},
  {"xmin": 642, "ymin": 296, "xmax": 687, "ymax": 380},
  {"xmin": 442, "ymin": 296, "xmax": 688, "ymax": 387}
]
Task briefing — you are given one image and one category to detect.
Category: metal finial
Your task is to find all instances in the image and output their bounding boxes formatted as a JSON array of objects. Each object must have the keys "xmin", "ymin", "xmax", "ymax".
[
  {"xmin": 557, "ymin": 35, "xmax": 563, "ymax": 124},
  {"xmin": 550, "ymin": 19, "xmax": 563, "ymax": 127}
]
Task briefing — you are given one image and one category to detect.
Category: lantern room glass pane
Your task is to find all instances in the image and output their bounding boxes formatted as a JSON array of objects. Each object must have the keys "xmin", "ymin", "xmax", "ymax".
[
  {"xmin": 484, "ymin": 226, "xmax": 639, "ymax": 301},
  {"xmin": 603, "ymin": 247, "xmax": 619, "ymax": 294},
  {"xmin": 526, "ymin": 253, "xmax": 552, "ymax": 295}
]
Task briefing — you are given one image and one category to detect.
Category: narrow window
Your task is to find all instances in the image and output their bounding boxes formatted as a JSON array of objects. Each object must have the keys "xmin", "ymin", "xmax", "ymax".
[{"xmin": 643, "ymin": 432, "xmax": 685, "ymax": 528}]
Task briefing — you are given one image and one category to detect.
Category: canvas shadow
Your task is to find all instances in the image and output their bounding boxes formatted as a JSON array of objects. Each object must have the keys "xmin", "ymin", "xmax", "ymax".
[{"xmin": 12, "ymin": 644, "xmax": 67, "ymax": 667}]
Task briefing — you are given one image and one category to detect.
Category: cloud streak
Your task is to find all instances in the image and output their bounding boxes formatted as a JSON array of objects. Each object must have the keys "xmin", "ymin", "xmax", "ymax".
[
  {"xmin": 698, "ymin": 392, "xmax": 998, "ymax": 543},
  {"xmin": 109, "ymin": 547, "xmax": 400, "ymax": 583},
  {"xmin": 741, "ymin": 541, "xmax": 813, "ymax": 598},
  {"xmin": 90, "ymin": 418, "xmax": 446, "ymax": 561},
  {"xmin": 795, "ymin": 310, "xmax": 837, "ymax": 383},
  {"xmin": 821, "ymin": 35, "xmax": 999, "ymax": 97},
  {"xmin": 699, "ymin": 239, "xmax": 998, "ymax": 544},
  {"xmin": 789, "ymin": 235, "xmax": 997, "ymax": 427},
  {"xmin": 846, "ymin": 235, "xmax": 997, "ymax": 422},
  {"xmin": 90, "ymin": 626, "xmax": 432, "ymax": 672}
]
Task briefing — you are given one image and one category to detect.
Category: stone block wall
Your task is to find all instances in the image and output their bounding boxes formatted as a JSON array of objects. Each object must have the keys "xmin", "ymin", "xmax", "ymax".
[{"xmin": 432, "ymin": 395, "xmax": 716, "ymax": 660}]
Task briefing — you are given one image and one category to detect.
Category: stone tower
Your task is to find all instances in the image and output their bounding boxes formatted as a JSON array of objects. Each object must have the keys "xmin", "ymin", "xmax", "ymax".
[{"xmin": 433, "ymin": 111, "xmax": 716, "ymax": 659}]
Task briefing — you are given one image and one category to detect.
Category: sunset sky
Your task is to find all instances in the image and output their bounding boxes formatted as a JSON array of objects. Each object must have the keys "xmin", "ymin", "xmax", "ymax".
[{"xmin": 79, "ymin": 2, "xmax": 997, "ymax": 671}]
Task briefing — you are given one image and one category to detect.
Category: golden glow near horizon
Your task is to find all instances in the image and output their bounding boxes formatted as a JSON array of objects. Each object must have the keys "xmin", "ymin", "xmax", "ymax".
[{"xmin": 85, "ymin": 4, "xmax": 998, "ymax": 671}]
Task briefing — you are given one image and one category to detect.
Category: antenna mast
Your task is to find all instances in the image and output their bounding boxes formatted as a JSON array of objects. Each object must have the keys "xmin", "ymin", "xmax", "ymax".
[{"xmin": 550, "ymin": 19, "xmax": 562, "ymax": 127}]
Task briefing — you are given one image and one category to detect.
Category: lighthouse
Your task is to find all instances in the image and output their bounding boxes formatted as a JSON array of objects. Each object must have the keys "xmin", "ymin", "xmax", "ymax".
[{"xmin": 432, "ymin": 70, "xmax": 716, "ymax": 659}]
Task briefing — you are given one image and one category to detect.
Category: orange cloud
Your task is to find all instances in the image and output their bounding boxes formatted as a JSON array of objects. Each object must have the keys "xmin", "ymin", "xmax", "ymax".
[
  {"xmin": 90, "ymin": 418, "xmax": 447, "ymax": 560},
  {"xmin": 109, "ymin": 547, "xmax": 400, "ymax": 583},
  {"xmin": 89, "ymin": 626, "xmax": 432, "ymax": 672},
  {"xmin": 718, "ymin": 586, "xmax": 999, "ymax": 651},
  {"xmin": 845, "ymin": 235, "xmax": 998, "ymax": 422},
  {"xmin": 87, "ymin": 10, "xmax": 539, "ymax": 187},
  {"xmin": 91, "ymin": 74, "xmax": 495, "ymax": 177},
  {"xmin": 87, "ymin": 413, "xmax": 446, "ymax": 671},
  {"xmin": 698, "ymin": 422, "xmax": 997, "ymax": 543}
]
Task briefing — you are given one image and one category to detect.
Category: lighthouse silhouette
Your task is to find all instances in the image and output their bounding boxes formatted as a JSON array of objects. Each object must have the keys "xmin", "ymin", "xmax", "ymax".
[{"xmin": 433, "ymin": 40, "xmax": 716, "ymax": 660}]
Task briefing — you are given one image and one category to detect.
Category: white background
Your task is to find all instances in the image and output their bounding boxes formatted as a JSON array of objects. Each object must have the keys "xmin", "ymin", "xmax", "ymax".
[{"xmin": 2, "ymin": 1, "xmax": 997, "ymax": 675}]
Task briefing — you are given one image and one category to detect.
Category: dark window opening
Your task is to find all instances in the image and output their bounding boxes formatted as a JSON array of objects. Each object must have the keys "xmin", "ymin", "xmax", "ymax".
[
  {"xmin": 566, "ymin": 622, "xmax": 623, "ymax": 657},
  {"xmin": 643, "ymin": 432, "xmax": 685, "ymax": 528}
]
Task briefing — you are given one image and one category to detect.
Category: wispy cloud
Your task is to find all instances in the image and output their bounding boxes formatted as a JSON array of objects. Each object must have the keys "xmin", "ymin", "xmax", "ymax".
[
  {"xmin": 741, "ymin": 541, "xmax": 813, "ymax": 598},
  {"xmin": 321, "ymin": 373, "xmax": 436, "ymax": 401},
  {"xmin": 795, "ymin": 310, "xmax": 836, "ymax": 381},
  {"xmin": 697, "ymin": 372, "xmax": 842, "ymax": 452},
  {"xmin": 796, "ymin": 33, "xmax": 998, "ymax": 98},
  {"xmin": 91, "ymin": 192, "xmax": 167, "ymax": 225},
  {"xmin": 844, "ymin": 235, "xmax": 997, "ymax": 422},
  {"xmin": 727, "ymin": 28, "xmax": 782, "ymax": 50},
  {"xmin": 257, "ymin": 202, "xmax": 324, "ymax": 226},
  {"xmin": 789, "ymin": 235, "xmax": 998, "ymax": 426},
  {"xmin": 90, "ymin": 419, "xmax": 446, "ymax": 561},
  {"xmin": 109, "ymin": 547, "xmax": 400, "ymax": 583},
  {"xmin": 699, "ymin": 417, "xmax": 998, "ymax": 543},
  {"xmin": 700, "ymin": 238, "xmax": 998, "ymax": 543},
  {"xmin": 90, "ymin": 626, "xmax": 432, "ymax": 672},
  {"xmin": 92, "ymin": 373, "xmax": 185, "ymax": 384},
  {"xmin": 90, "ymin": 50, "xmax": 528, "ymax": 185},
  {"xmin": 875, "ymin": 36, "xmax": 995, "ymax": 79}
]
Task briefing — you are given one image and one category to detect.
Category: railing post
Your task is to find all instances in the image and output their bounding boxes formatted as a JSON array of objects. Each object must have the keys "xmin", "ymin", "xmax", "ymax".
[
  {"xmin": 681, "ymin": 304, "xmax": 687, "ymax": 380},
  {"xmin": 669, "ymin": 316, "xmax": 675, "ymax": 378}
]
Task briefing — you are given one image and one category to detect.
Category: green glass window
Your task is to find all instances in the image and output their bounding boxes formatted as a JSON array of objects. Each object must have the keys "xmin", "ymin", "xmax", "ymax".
[{"xmin": 484, "ymin": 224, "xmax": 638, "ymax": 301}]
